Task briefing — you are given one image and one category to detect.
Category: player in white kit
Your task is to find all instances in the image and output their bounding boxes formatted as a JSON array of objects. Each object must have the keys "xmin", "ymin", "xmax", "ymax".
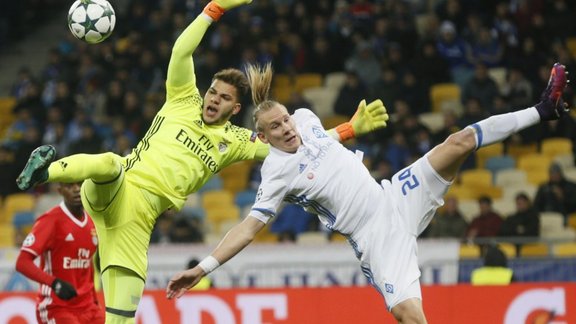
[{"xmin": 167, "ymin": 63, "xmax": 570, "ymax": 324}]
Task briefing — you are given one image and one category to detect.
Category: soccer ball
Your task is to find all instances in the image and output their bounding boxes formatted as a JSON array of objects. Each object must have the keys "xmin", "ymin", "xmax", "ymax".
[{"xmin": 68, "ymin": 0, "xmax": 116, "ymax": 44}]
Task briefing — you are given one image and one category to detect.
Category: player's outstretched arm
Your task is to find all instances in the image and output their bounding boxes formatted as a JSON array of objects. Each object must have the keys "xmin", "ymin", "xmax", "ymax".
[
  {"xmin": 167, "ymin": 0, "xmax": 252, "ymax": 88},
  {"xmin": 166, "ymin": 215, "xmax": 265, "ymax": 299},
  {"xmin": 327, "ymin": 99, "xmax": 389, "ymax": 142}
]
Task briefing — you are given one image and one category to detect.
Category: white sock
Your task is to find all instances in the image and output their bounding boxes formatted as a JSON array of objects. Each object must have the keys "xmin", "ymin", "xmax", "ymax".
[{"xmin": 467, "ymin": 107, "xmax": 541, "ymax": 149}]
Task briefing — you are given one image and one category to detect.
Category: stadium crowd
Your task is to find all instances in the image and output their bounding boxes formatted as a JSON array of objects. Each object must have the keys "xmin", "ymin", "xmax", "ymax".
[{"xmin": 2, "ymin": 0, "xmax": 576, "ymax": 245}]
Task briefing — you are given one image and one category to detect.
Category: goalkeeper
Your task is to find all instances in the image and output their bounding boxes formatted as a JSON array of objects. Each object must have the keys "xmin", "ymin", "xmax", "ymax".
[
  {"xmin": 15, "ymin": 1, "xmax": 387, "ymax": 323},
  {"xmin": 167, "ymin": 62, "xmax": 571, "ymax": 324}
]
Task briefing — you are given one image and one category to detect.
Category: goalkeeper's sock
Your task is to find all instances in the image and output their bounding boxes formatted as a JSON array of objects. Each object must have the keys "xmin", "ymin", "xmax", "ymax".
[
  {"xmin": 467, "ymin": 107, "xmax": 540, "ymax": 149},
  {"xmin": 48, "ymin": 152, "xmax": 122, "ymax": 183}
]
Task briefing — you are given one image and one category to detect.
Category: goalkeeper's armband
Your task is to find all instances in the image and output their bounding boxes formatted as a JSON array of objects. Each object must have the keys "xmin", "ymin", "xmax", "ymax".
[{"xmin": 203, "ymin": 2, "xmax": 226, "ymax": 22}]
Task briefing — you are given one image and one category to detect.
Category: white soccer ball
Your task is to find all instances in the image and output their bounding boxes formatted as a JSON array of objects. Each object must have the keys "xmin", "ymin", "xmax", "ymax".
[{"xmin": 68, "ymin": 0, "xmax": 116, "ymax": 44}]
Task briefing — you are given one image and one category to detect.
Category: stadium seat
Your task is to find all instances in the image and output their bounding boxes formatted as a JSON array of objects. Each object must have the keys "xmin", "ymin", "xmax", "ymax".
[
  {"xmin": 197, "ymin": 175, "xmax": 223, "ymax": 194},
  {"xmin": 418, "ymin": 112, "xmax": 445, "ymax": 134},
  {"xmin": 566, "ymin": 37, "xmax": 576, "ymax": 60},
  {"xmin": 553, "ymin": 242, "xmax": 576, "ymax": 257},
  {"xmin": 273, "ymin": 73, "xmax": 293, "ymax": 88},
  {"xmin": 12, "ymin": 211, "xmax": 35, "ymax": 230},
  {"xmin": 487, "ymin": 67, "xmax": 508, "ymax": 92},
  {"xmin": 219, "ymin": 160, "xmax": 253, "ymax": 194},
  {"xmin": 272, "ymin": 84, "xmax": 295, "ymax": 103},
  {"xmin": 494, "ymin": 169, "xmax": 527, "ymax": 187},
  {"xmin": 563, "ymin": 167, "xmax": 576, "ymax": 182},
  {"xmin": 253, "ymin": 224, "xmax": 279, "ymax": 243},
  {"xmin": 0, "ymin": 96, "xmax": 17, "ymax": 137},
  {"xmin": 553, "ymin": 153, "xmax": 575, "ymax": 170},
  {"xmin": 492, "ymin": 198, "xmax": 516, "ymax": 217},
  {"xmin": 506, "ymin": 143, "xmax": 538, "ymax": 161},
  {"xmin": 517, "ymin": 154, "xmax": 552, "ymax": 175},
  {"xmin": 302, "ymin": 86, "xmax": 339, "ymax": 119},
  {"xmin": 502, "ymin": 183, "xmax": 537, "ymax": 201},
  {"xmin": 205, "ymin": 205, "xmax": 240, "ymax": 234},
  {"xmin": 430, "ymin": 83, "xmax": 461, "ymax": 113},
  {"xmin": 484, "ymin": 156, "xmax": 516, "ymax": 181},
  {"xmin": 0, "ymin": 223, "xmax": 15, "ymax": 248},
  {"xmin": 498, "ymin": 243, "xmax": 517, "ymax": 258},
  {"xmin": 321, "ymin": 115, "xmax": 349, "ymax": 130},
  {"xmin": 34, "ymin": 193, "xmax": 61, "ymax": 216},
  {"xmin": 184, "ymin": 193, "xmax": 201, "ymax": 208},
  {"xmin": 294, "ymin": 73, "xmax": 323, "ymax": 93},
  {"xmin": 459, "ymin": 168, "xmax": 493, "ymax": 187},
  {"xmin": 475, "ymin": 143, "xmax": 504, "ymax": 169},
  {"xmin": 446, "ymin": 185, "xmax": 477, "ymax": 200},
  {"xmin": 539, "ymin": 212, "xmax": 564, "ymax": 238},
  {"xmin": 459, "ymin": 244, "xmax": 481, "ymax": 258},
  {"xmin": 458, "ymin": 199, "xmax": 480, "ymax": 223},
  {"xmin": 519, "ymin": 243, "xmax": 549, "ymax": 257},
  {"xmin": 526, "ymin": 168, "xmax": 549, "ymax": 186},
  {"xmin": 541, "ymin": 137, "xmax": 573, "ymax": 158},
  {"xmin": 235, "ymin": 190, "xmax": 257, "ymax": 209},
  {"xmin": 568, "ymin": 213, "xmax": 576, "ymax": 231},
  {"xmin": 201, "ymin": 190, "xmax": 234, "ymax": 210},
  {"xmin": 1, "ymin": 193, "xmax": 36, "ymax": 225},
  {"xmin": 324, "ymin": 71, "xmax": 347, "ymax": 90}
]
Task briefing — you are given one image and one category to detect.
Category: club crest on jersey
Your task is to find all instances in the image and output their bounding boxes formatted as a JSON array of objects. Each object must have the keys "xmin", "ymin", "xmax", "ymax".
[
  {"xmin": 91, "ymin": 228, "xmax": 98, "ymax": 246},
  {"xmin": 194, "ymin": 120, "xmax": 203, "ymax": 127},
  {"xmin": 22, "ymin": 234, "xmax": 35, "ymax": 247},
  {"xmin": 385, "ymin": 283, "xmax": 394, "ymax": 294},
  {"xmin": 312, "ymin": 127, "xmax": 327, "ymax": 138},
  {"xmin": 218, "ymin": 142, "xmax": 228, "ymax": 152}
]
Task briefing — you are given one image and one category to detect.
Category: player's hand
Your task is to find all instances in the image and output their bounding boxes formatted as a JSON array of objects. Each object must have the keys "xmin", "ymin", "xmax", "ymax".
[
  {"xmin": 166, "ymin": 268, "xmax": 205, "ymax": 299},
  {"xmin": 214, "ymin": 0, "xmax": 252, "ymax": 10},
  {"xmin": 52, "ymin": 278, "xmax": 78, "ymax": 300},
  {"xmin": 350, "ymin": 99, "xmax": 389, "ymax": 136}
]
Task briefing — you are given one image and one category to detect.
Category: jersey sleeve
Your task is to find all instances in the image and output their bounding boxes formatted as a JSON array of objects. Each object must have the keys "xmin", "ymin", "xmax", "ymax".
[
  {"xmin": 249, "ymin": 159, "xmax": 288, "ymax": 223},
  {"xmin": 20, "ymin": 214, "xmax": 55, "ymax": 257},
  {"xmin": 166, "ymin": 16, "xmax": 211, "ymax": 104},
  {"xmin": 230, "ymin": 126, "xmax": 270, "ymax": 161},
  {"xmin": 293, "ymin": 108, "xmax": 323, "ymax": 128}
]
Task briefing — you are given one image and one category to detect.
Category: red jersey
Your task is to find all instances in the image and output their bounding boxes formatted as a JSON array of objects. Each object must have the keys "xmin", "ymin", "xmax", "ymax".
[{"xmin": 20, "ymin": 202, "xmax": 99, "ymax": 312}]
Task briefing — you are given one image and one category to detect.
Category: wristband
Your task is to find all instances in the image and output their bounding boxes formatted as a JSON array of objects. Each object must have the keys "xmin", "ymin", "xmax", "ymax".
[
  {"xmin": 335, "ymin": 122, "xmax": 355, "ymax": 141},
  {"xmin": 203, "ymin": 2, "xmax": 225, "ymax": 22},
  {"xmin": 198, "ymin": 256, "xmax": 220, "ymax": 274}
]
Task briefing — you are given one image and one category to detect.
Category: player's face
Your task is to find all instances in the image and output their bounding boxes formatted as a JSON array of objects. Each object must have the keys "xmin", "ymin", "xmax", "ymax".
[
  {"xmin": 57, "ymin": 182, "xmax": 83, "ymax": 210},
  {"xmin": 202, "ymin": 79, "xmax": 241, "ymax": 125},
  {"xmin": 257, "ymin": 105, "xmax": 302, "ymax": 153}
]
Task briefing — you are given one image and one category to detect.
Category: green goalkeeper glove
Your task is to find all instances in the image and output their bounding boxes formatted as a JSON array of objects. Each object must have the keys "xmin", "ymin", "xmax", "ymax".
[
  {"xmin": 336, "ymin": 99, "xmax": 388, "ymax": 140},
  {"xmin": 204, "ymin": 0, "xmax": 252, "ymax": 21}
]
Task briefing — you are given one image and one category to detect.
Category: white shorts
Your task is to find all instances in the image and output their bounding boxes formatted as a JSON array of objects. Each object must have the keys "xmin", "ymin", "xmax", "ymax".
[{"xmin": 360, "ymin": 155, "xmax": 450, "ymax": 310}]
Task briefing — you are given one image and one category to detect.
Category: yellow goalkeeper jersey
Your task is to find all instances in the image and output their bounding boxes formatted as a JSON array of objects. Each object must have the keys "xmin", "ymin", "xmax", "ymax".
[{"xmin": 122, "ymin": 81, "xmax": 268, "ymax": 210}]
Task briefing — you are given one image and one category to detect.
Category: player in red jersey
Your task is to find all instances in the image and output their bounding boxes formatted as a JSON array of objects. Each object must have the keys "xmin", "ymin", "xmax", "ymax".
[{"xmin": 15, "ymin": 182, "xmax": 104, "ymax": 324}]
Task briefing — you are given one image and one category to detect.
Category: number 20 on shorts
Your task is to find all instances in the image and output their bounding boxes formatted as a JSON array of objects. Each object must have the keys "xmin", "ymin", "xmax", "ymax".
[{"xmin": 399, "ymin": 167, "xmax": 420, "ymax": 196}]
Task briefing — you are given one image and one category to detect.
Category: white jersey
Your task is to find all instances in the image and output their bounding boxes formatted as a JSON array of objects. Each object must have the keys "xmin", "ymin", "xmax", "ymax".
[{"xmin": 250, "ymin": 109, "xmax": 390, "ymax": 238}]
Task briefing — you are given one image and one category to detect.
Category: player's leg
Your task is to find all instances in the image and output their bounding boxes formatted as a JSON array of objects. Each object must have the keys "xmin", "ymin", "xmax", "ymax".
[
  {"xmin": 390, "ymin": 296, "xmax": 427, "ymax": 324},
  {"xmin": 101, "ymin": 266, "xmax": 145, "ymax": 324},
  {"xmin": 16, "ymin": 146, "xmax": 122, "ymax": 190},
  {"xmin": 427, "ymin": 63, "xmax": 569, "ymax": 182}
]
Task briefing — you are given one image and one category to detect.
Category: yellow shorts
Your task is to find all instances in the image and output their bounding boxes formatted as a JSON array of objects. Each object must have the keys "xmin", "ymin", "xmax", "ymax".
[{"xmin": 81, "ymin": 161, "xmax": 172, "ymax": 280}]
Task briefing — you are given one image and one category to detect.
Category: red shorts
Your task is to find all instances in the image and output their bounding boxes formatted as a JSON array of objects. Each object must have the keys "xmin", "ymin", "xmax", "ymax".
[{"xmin": 36, "ymin": 302, "xmax": 105, "ymax": 324}]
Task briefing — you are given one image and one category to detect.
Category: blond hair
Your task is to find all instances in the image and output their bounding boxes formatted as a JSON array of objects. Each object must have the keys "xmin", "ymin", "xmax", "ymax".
[{"xmin": 245, "ymin": 63, "xmax": 279, "ymax": 131}]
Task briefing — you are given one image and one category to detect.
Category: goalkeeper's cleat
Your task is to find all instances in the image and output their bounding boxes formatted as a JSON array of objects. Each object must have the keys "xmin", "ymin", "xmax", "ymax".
[
  {"xmin": 16, "ymin": 145, "xmax": 55, "ymax": 191},
  {"xmin": 535, "ymin": 63, "xmax": 570, "ymax": 121}
]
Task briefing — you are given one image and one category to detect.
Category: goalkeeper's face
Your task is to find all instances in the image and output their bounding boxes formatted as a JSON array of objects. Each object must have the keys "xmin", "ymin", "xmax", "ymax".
[
  {"xmin": 256, "ymin": 104, "xmax": 301, "ymax": 153},
  {"xmin": 202, "ymin": 80, "xmax": 241, "ymax": 125}
]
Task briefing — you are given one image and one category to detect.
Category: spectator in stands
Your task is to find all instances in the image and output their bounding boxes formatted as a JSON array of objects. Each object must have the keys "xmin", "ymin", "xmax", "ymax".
[
  {"xmin": 534, "ymin": 163, "xmax": 576, "ymax": 225},
  {"xmin": 501, "ymin": 67, "xmax": 533, "ymax": 108},
  {"xmin": 427, "ymin": 196, "xmax": 469, "ymax": 239},
  {"xmin": 471, "ymin": 245, "xmax": 514, "ymax": 285},
  {"xmin": 499, "ymin": 192, "xmax": 540, "ymax": 238},
  {"xmin": 334, "ymin": 70, "xmax": 368, "ymax": 117},
  {"xmin": 466, "ymin": 196, "xmax": 503, "ymax": 241},
  {"xmin": 462, "ymin": 63, "xmax": 501, "ymax": 110}
]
